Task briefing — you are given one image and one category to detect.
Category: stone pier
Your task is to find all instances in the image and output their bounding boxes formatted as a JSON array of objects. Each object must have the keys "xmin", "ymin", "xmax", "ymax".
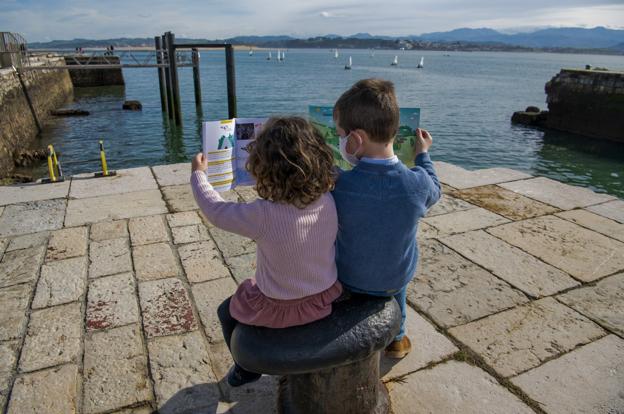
[{"xmin": 0, "ymin": 162, "xmax": 622, "ymax": 413}]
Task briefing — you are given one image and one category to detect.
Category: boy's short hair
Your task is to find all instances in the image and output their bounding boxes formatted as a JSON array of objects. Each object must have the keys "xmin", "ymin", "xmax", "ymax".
[{"xmin": 334, "ymin": 78, "xmax": 399, "ymax": 143}]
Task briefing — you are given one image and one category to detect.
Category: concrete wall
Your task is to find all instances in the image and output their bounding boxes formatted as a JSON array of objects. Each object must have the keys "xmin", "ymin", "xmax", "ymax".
[
  {"xmin": 545, "ymin": 69, "xmax": 624, "ymax": 143},
  {"xmin": 0, "ymin": 56, "xmax": 73, "ymax": 176},
  {"xmin": 65, "ymin": 56, "xmax": 125, "ymax": 87}
]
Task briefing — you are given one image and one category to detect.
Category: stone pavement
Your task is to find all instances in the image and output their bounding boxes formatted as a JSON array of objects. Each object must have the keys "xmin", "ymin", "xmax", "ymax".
[{"xmin": 0, "ymin": 162, "xmax": 622, "ymax": 414}]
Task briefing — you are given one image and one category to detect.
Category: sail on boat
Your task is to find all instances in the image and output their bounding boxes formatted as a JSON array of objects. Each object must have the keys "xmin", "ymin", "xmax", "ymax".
[
  {"xmin": 417, "ymin": 56, "xmax": 424, "ymax": 68},
  {"xmin": 334, "ymin": 49, "xmax": 339, "ymax": 59},
  {"xmin": 391, "ymin": 55, "xmax": 398, "ymax": 66},
  {"xmin": 370, "ymin": 50, "xmax": 375, "ymax": 57},
  {"xmin": 267, "ymin": 51, "xmax": 272, "ymax": 60},
  {"xmin": 277, "ymin": 49, "xmax": 281, "ymax": 61},
  {"xmin": 249, "ymin": 48, "xmax": 253, "ymax": 56},
  {"xmin": 344, "ymin": 56, "xmax": 352, "ymax": 70}
]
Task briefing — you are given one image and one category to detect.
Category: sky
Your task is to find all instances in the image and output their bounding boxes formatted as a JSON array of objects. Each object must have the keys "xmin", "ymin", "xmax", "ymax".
[{"xmin": 1, "ymin": 0, "xmax": 623, "ymax": 42}]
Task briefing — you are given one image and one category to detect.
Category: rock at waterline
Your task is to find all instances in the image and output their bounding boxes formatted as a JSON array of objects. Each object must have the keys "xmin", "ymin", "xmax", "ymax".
[
  {"xmin": 14, "ymin": 149, "xmax": 48, "ymax": 167},
  {"xmin": 50, "ymin": 109, "xmax": 90, "ymax": 116},
  {"xmin": 525, "ymin": 106, "xmax": 540, "ymax": 113},
  {"xmin": 511, "ymin": 110, "xmax": 548, "ymax": 127},
  {"xmin": 122, "ymin": 100, "xmax": 142, "ymax": 111}
]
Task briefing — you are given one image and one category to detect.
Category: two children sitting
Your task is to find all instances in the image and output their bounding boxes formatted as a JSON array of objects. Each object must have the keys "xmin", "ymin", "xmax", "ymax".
[{"xmin": 191, "ymin": 78, "xmax": 440, "ymax": 386}]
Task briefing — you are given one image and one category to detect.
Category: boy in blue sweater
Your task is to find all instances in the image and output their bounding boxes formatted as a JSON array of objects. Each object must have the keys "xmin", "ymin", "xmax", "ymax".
[{"xmin": 332, "ymin": 78, "xmax": 441, "ymax": 358}]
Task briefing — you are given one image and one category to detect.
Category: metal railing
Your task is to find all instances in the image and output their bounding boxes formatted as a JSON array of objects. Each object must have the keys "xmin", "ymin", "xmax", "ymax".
[{"xmin": 0, "ymin": 32, "xmax": 28, "ymax": 69}]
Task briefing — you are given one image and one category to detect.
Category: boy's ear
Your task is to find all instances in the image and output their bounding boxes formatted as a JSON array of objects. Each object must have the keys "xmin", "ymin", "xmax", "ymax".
[{"xmin": 351, "ymin": 129, "xmax": 369, "ymax": 144}]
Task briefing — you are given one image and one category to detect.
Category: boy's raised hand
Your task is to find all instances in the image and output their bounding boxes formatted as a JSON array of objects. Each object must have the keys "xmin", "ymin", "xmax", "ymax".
[
  {"xmin": 192, "ymin": 152, "xmax": 208, "ymax": 172},
  {"xmin": 413, "ymin": 128, "xmax": 433, "ymax": 156}
]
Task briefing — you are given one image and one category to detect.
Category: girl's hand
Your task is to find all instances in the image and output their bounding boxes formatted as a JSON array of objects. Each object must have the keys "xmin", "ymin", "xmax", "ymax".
[
  {"xmin": 413, "ymin": 128, "xmax": 433, "ymax": 155},
  {"xmin": 192, "ymin": 153, "xmax": 208, "ymax": 172}
]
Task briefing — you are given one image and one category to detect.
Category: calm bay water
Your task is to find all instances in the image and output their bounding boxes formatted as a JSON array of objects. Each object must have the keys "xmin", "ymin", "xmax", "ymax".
[{"xmin": 32, "ymin": 49, "xmax": 624, "ymax": 197}]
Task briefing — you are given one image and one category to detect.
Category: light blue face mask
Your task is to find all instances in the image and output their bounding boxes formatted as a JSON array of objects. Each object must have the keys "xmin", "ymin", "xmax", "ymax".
[{"xmin": 339, "ymin": 133, "xmax": 360, "ymax": 166}]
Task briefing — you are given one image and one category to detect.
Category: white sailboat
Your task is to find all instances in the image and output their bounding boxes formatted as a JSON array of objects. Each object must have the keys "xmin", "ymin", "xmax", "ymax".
[
  {"xmin": 267, "ymin": 51, "xmax": 272, "ymax": 60},
  {"xmin": 391, "ymin": 55, "xmax": 398, "ymax": 66},
  {"xmin": 417, "ymin": 56, "xmax": 424, "ymax": 68},
  {"xmin": 248, "ymin": 48, "xmax": 253, "ymax": 56},
  {"xmin": 334, "ymin": 49, "xmax": 339, "ymax": 59},
  {"xmin": 370, "ymin": 50, "xmax": 375, "ymax": 57},
  {"xmin": 344, "ymin": 56, "xmax": 352, "ymax": 70},
  {"xmin": 282, "ymin": 50, "xmax": 286, "ymax": 60},
  {"xmin": 277, "ymin": 49, "xmax": 281, "ymax": 61}
]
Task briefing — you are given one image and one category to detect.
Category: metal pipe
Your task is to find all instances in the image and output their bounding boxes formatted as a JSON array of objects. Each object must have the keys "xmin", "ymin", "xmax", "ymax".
[
  {"xmin": 192, "ymin": 48, "xmax": 202, "ymax": 110},
  {"xmin": 225, "ymin": 45, "xmax": 237, "ymax": 119},
  {"xmin": 155, "ymin": 36, "xmax": 168, "ymax": 113}
]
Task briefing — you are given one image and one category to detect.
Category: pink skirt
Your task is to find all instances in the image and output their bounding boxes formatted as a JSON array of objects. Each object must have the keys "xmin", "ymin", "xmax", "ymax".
[{"xmin": 229, "ymin": 278, "xmax": 343, "ymax": 329}]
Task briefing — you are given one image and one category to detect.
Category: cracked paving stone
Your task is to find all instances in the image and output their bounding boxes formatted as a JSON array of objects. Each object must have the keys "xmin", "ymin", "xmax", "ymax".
[
  {"xmin": 32, "ymin": 256, "xmax": 88, "ymax": 309},
  {"xmin": 191, "ymin": 278, "xmax": 238, "ymax": 342},
  {"xmin": 422, "ymin": 207, "xmax": 510, "ymax": 235},
  {"xmin": 161, "ymin": 185, "xmax": 198, "ymax": 213},
  {"xmin": 0, "ymin": 245, "xmax": 45, "ymax": 289},
  {"xmin": 209, "ymin": 226, "xmax": 256, "ymax": 258},
  {"xmin": 6, "ymin": 231, "xmax": 48, "ymax": 253},
  {"xmin": 129, "ymin": 215, "xmax": 169, "ymax": 246},
  {"xmin": 139, "ymin": 277, "xmax": 197, "ymax": 338},
  {"xmin": 0, "ymin": 199, "xmax": 66, "ymax": 237},
  {"xmin": 89, "ymin": 237, "xmax": 132, "ymax": 279},
  {"xmin": 425, "ymin": 194, "xmax": 475, "ymax": 217},
  {"xmin": 178, "ymin": 240, "xmax": 230, "ymax": 283},
  {"xmin": 86, "ymin": 272, "xmax": 140, "ymax": 331},
  {"xmin": 133, "ymin": 243, "xmax": 179, "ymax": 281},
  {"xmin": 586, "ymin": 199, "xmax": 624, "ymax": 224},
  {"xmin": 225, "ymin": 253, "xmax": 256, "ymax": 285},
  {"xmin": 556, "ymin": 209, "xmax": 624, "ymax": 243},
  {"xmin": 0, "ymin": 283, "xmax": 32, "ymax": 341},
  {"xmin": 45, "ymin": 226, "xmax": 88, "ymax": 261},
  {"xmin": 0, "ymin": 340, "xmax": 19, "ymax": 410},
  {"xmin": 166, "ymin": 211, "xmax": 201, "ymax": 228},
  {"xmin": 90, "ymin": 220, "xmax": 128, "ymax": 242},
  {"xmin": 171, "ymin": 224, "xmax": 210, "ymax": 245}
]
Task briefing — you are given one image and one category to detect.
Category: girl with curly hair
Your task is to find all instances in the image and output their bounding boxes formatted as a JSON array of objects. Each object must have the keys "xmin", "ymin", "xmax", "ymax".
[{"xmin": 190, "ymin": 116, "xmax": 342, "ymax": 387}]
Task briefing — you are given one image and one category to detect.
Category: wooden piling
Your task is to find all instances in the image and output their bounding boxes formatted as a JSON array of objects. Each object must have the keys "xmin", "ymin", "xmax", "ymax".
[
  {"xmin": 155, "ymin": 36, "xmax": 168, "ymax": 114},
  {"xmin": 225, "ymin": 45, "xmax": 237, "ymax": 119},
  {"xmin": 162, "ymin": 34, "xmax": 175, "ymax": 122},
  {"xmin": 192, "ymin": 48, "xmax": 202, "ymax": 110},
  {"xmin": 166, "ymin": 32, "xmax": 183, "ymax": 125}
]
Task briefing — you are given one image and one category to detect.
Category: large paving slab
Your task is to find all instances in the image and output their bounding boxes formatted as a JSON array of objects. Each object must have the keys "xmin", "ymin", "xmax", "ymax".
[
  {"xmin": 129, "ymin": 215, "xmax": 169, "ymax": 246},
  {"xmin": 557, "ymin": 272, "xmax": 624, "ymax": 337},
  {"xmin": 425, "ymin": 194, "xmax": 475, "ymax": 217},
  {"xmin": 448, "ymin": 297, "xmax": 606, "ymax": 378},
  {"xmin": 234, "ymin": 186, "xmax": 259, "ymax": 202},
  {"xmin": 86, "ymin": 272, "xmax": 140, "ymax": 331},
  {"xmin": 0, "ymin": 180, "xmax": 70, "ymax": 206},
  {"xmin": 6, "ymin": 364, "xmax": 80, "ymax": 414},
  {"xmin": 133, "ymin": 242, "xmax": 179, "ymax": 281},
  {"xmin": 0, "ymin": 340, "xmax": 19, "ymax": 411},
  {"xmin": 388, "ymin": 360, "xmax": 533, "ymax": 414},
  {"xmin": 191, "ymin": 277, "xmax": 238, "ymax": 343},
  {"xmin": 0, "ymin": 245, "xmax": 45, "ymax": 288},
  {"xmin": 65, "ymin": 190, "xmax": 167, "ymax": 227},
  {"xmin": 225, "ymin": 252, "xmax": 256, "ymax": 284},
  {"xmin": 139, "ymin": 277, "xmax": 198, "ymax": 338},
  {"xmin": 90, "ymin": 219, "xmax": 128, "ymax": 242},
  {"xmin": 500, "ymin": 176, "xmax": 615, "ymax": 210},
  {"xmin": 166, "ymin": 211, "xmax": 202, "ymax": 228},
  {"xmin": 18, "ymin": 302, "xmax": 82, "ymax": 372},
  {"xmin": 209, "ymin": 226, "xmax": 256, "ymax": 258},
  {"xmin": 440, "ymin": 230, "xmax": 579, "ymax": 297},
  {"xmin": 586, "ymin": 199, "xmax": 624, "ymax": 224},
  {"xmin": 0, "ymin": 238, "xmax": 7, "ymax": 261},
  {"xmin": 171, "ymin": 224, "xmax": 210, "ymax": 245},
  {"xmin": 0, "ymin": 283, "xmax": 32, "ymax": 341},
  {"xmin": 83, "ymin": 324, "xmax": 152, "ymax": 414},
  {"xmin": 454, "ymin": 184, "xmax": 560, "ymax": 220},
  {"xmin": 556, "ymin": 209, "xmax": 624, "ymax": 243},
  {"xmin": 152, "ymin": 163, "xmax": 189, "ymax": 187},
  {"xmin": 434, "ymin": 162, "xmax": 531, "ymax": 190},
  {"xmin": 32, "ymin": 256, "xmax": 88, "ymax": 309},
  {"xmin": 89, "ymin": 237, "xmax": 132, "ymax": 278},
  {"xmin": 6, "ymin": 231, "xmax": 48, "ymax": 252},
  {"xmin": 511, "ymin": 335, "xmax": 624, "ymax": 414},
  {"xmin": 408, "ymin": 240, "xmax": 528, "ymax": 328},
  {"xmin": 147, "ymin": 331, "xmax": 221, "ymax": 413},
  {"xmin": 488, "ymin": 215, "xmax": 624, "ymax": 282},
  {"xmin": 178, "ymin": 240, "xmax": 230, "ymax": 283},
  {"xmin": 45, "ymin": 226, "xmax": 88, "ymax": 261},
  {"xmin": 422, "ymin": 207, "xmax": 509, "ymax": 235},
  {"xmin": 0, "ymin": 199, "xmax": 66, "ymax": 237},
  {"xmin": 70, "ymin": 167, "xmax": 158, "ymax": 199},
  {"xmin": 381, "ymin": 305, "xmax": 458, "ymax": 380},
  {"xmin": 161, "ymin": 184, "xmax": 197, "ymax": 213}
]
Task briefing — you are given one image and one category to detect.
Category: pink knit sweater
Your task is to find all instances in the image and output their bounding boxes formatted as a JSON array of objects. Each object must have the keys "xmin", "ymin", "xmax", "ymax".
[{"xmin": 191, "ymin": 171, "xmax": 338, "ymax": 300}]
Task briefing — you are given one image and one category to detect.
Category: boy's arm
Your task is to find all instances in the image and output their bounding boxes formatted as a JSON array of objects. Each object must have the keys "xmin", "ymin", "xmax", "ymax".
[
  {"xmin": 412, "ymin": 152, "xmax": 441, "ymax": 208},
  {"xmin": 190, "ymin": 170, "xmax": 266, "ymax": 240}
]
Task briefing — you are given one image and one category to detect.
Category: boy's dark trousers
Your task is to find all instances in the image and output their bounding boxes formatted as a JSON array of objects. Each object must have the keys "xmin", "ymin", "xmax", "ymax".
[{"xmin": 216, "ymin": 297, "xmax": 260, "ymax": 377}]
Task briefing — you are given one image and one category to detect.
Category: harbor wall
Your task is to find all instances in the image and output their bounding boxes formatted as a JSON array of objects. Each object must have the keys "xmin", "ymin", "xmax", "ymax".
[
  {"xmin": 0, "ymin": 56, "xmax": 73, "ymax": 177},
  {"xmin": 545, "ymin": 69, "xmax": 624, "ymax": 143},
  {"xmin": 65, "ymin": 56, "xmax": 125, "ymax": 87}
]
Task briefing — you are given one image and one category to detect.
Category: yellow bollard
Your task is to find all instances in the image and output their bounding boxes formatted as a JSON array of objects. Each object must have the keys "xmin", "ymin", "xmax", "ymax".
[
  {"xmin": 50, "ymin": 144, "xmax": 63, "ymax": 179},
  {"xmin": 46, "ymin": 145, "xmax": 56, "ymax": 182},
  {"xmin": 94, "ymin": 140, "xmax": 117, "ymax": 177}
]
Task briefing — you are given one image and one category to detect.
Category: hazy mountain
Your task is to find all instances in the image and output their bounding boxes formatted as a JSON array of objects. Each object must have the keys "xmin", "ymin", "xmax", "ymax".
[{"xmin": 418, "ymin": 28, "xmax": 507, "ymax": 43}]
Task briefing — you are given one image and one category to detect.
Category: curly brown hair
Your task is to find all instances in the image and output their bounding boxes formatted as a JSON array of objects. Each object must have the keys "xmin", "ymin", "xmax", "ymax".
[{"xmin": 246, "ymin": 116, "xmax": 335, "ymax": 208}]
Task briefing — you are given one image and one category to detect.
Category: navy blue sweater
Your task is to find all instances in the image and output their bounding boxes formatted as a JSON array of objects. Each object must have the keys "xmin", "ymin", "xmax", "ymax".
[{"xmin": 332, "ymin": 152, "xmax": 441, "ymax": 292}]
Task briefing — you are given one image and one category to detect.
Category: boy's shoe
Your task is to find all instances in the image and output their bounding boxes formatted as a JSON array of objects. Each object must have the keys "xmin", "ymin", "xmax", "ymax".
[
  {"xmin": 384, "ymin": 336, "xmax": 412, "ymax": 359},
  {"xmin": 227, "ymin": 364, "xmax": 262, "ymax": 387}
]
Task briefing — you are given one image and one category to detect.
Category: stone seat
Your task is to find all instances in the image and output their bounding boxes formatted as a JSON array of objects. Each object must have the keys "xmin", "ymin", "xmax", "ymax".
[{"xmin": 231, "ymin": 293, "xmax": 401, "ymax": 414}]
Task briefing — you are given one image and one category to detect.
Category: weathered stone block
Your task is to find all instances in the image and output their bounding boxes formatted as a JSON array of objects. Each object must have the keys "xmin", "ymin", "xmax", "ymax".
[
  {"xmin": 558, "ymin": 272, "xmax": 624, "ymax": 336},
  {"xmin": 152, "ymin": 163, "xmax": 189, "ymax": 187},
  {"xmin": 388, "ymin": 360, "xmax": 533, "ymax": 414},
  {"xmin": 0, "ymin": 245, "xmax": 45, "ymax": 288},
  {"xmin": 32, "ymin": 256, "xmax": 88, "ymax": 309},
  {"xmin": 0, "ymin": 180, "xmax": 69, "ymax": 207},
  {"xmin": 191, "ymin": 278, "xmax": 238, "ymax": 342},
  {"xmin": 511, "ymin": 335, "xmax": 624, "ymax": 414},
  {"xmin": 178, "ymin": 240, "xmax": 230, "ymax": 283},
  {"xmin": 422, "ymin": 207, "xmax": 509, "ymax": 235},
  {"xmin": 587, "ymin": 199, "xmax": 624, "ymax": 224},
  {"xmin": 434, "ymin": 162, "xmax": 531, "ymax": 190},
  {"xmin": 161, "ymin": 184, "xmax": 197, "ymax": 213},
  {"xmin": 488, "ymin": 215, "xmax": 624, "ymax": 282},
  {"xmin": 209, "ymin": 226, "xmax": 256, "ymax": 258},
  {"xmin": 6, "ymin": 231, "xmax": 48, "ymax": 252},
  {"xmin": 556, "ymin": 209, "xmax": 624, "ymax": 243},
  {"xmin": 7, "ymin": 364, "xmax": 80, "ymax": 414},
  {"xmin": 408, "ymin": 240, "xmax": 528, "ymax": 328},
  {"xmin": 70, "ymin": 167, "xmax": 157, "ymax": 199},
  {"xmin": 235, "ymin": 186, "xmax": 259, "ymax": 202},
  {"xmin": 449, "ymin": 297, "xmax": 605, "ymax": 377},
  {"xmin": 133, "ymin": 243, "xmax": 179, "ymax": 281},
  {"xmin": 166, "ymin": 211, "xmax": 201, "ymax": 228},
  {"xmin": 425, "ymin": 194, "xmax": 475, "ymax": 217},
  {"xmin": 129, "ymin": 215, "xmax": 169, "ymax": 246},
  {"xmin": 65, "ymin": 190, "xmax": 167, "ymax": 227},
  {"xmin": 0, "ymin": 340, "xmax": 19, "ymax": 411},
  {"xmin": 225, "ymin": 253, "xmax": 256, "ymax": 285},
  {"xmin": 89, "ymin": 238, "xmax": 132, "ymax": 278},
  {"xmin": 87, "ymin": 272, "xmax": 140, "ymax": 331},
  {"xmin": 147, "ymin": 331, "xmax": 220, "ymax": 413},
  {"xmin": 19, "ymin": 302, "xmax": 82, "ymax": 372},
  {"xmin": 172, "ymin": 224, "xmax": 210, "ymax": 245},
  {"xmin": 500, "ymin": 177, "xmax": 615, "ymax": 210},
  {"xmin": 90, "ymin": 219, "xmax": 128, "ymax": 242},
  {"xmin": 0, "ymin": 199, "xmax": 66, "ymax": 237},
  {"xmin": 139, "ymin": 278, "xmax": 197, "ymax": 338},
  {"xmin": 83, "ymin": 324, "xmax": 152, "ymax": 414},
  {"xmin": 45, "ymin": 226, "xmax": 88, "ymax": 261},
  {"xmin": 0, "ymin": 284, "xmax": 32, "ymax": 341},
  {"xmin": 440, "ymin": 230, "xmax": 579, "ymax": 297}
]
